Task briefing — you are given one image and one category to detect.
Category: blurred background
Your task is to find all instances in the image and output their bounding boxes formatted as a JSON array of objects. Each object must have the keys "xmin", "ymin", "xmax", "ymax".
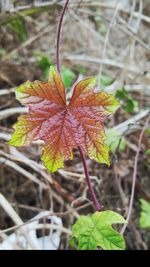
[{"xmin": 0, "ymin": 0, "xmax": 150, "ymax": 250}]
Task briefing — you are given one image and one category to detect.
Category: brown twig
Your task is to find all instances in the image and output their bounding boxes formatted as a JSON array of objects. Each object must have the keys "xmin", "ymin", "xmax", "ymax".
[{"xmin": 121, "ymin": 115, "xmax": 150, "ymax": 234}]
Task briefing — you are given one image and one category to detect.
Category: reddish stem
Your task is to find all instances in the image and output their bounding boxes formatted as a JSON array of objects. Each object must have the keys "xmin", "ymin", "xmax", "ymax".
[
  {"xmin": 79, "ymin": 147, "xmax": 102, "ymax": 211},
  {"xmin": 56, "ymin": 0, "xmax": 101, "ymax": 212},
  {"xmin": 56, "ymin": 0, "xmax": 69, "ymax": 73}
]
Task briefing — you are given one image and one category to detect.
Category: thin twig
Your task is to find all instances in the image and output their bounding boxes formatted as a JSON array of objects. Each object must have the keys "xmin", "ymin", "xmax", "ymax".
[
  {"xmin": 0, "ymin": 107, "xmax": 27, "ymax": 120},
  {"xmin": 0, "ymin": 157, "xmax": 48, "ymax": 189},
  {"xmin": 98, "ymin": 0, "xmax": 120, "ymax": 86},
  {"xmin": 0, "ymin": 87, "xmax": 15, "ymax": 96},
  {"xmin": 76, "ymin": 2, "xmax": 150, "ymax": 25},
  {"xmin": 33, "ymin": 224, "xmax": 72, "ymax": 235},
  {"xmin": 0, "ymin": 203, "xmax": 92, "ymax": 235},
  {"xmin": 64, "ymin": 54, "xmax": 142, "ymax": 74},
  {"xmin": 0, "ymin": 193, "xmax": 40, "ymax": 250},
  {"xmin": 117, "ymin": 15, "xmax": 150, "ymax": 52},
  {"xmin": 113, "ymin": 109, "xmax": 150, "ymax": 135},
  {"xmin": 121, "ymin": 115, "xmax": 150, "ymax": 234},
  {"xmin": 0, "ymin": 148, "xmax": 53, "ymax": 184},
  {"xmin": 129, "ymin": 0, "xmax": 143, "ymax": 62},
  {"xmin": 2, "ymin": 25, "xmax": 55, "ymax": 60}
]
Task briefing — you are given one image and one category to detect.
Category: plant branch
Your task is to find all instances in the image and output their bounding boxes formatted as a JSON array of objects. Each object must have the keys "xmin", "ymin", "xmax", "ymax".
[
  {"xmin": 56, "ymin": 0, "xmax": 101, "ymax": 212},
  {"xmin": 56, "ymin": 0, "xmax": 69, "ymax": 72},
  {"xmin": 78, "ymin": 147, "xmax": 102, "ymax": 211},
  {"xmin": 121, "ymin": 115, "xmax": 150, "ymax": 234}
]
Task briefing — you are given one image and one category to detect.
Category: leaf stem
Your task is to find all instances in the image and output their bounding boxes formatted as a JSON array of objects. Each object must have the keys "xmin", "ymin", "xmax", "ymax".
[
  {"xmin": 78, "ymin": 147, "xmax": 102, "ymax": 211},
  {"xmin": 56, "ymin": 0, "xmax": 101, "ymax": 212},
  {"xmin": 56, "ymin": 0, "xmax": 69, "ymax": 73}
]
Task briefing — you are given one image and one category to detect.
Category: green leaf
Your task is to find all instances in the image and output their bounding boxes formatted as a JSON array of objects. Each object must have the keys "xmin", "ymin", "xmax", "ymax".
[
  {"xmin": 116, "ymin": 88, "xmax": 139, "ymax": 113},
  {"xmin": 0, "ymin": 48, "xmax": 6, "ymax": 57},
  {"xmin": 146, "ymin": 128, "xmax": 150, "ymax": 135},
  {"xmin": 77, "ymin": 66, "xmax": 86, "ymax": 74},
  {"xmin": 98, "ymin": 75, "xmax": 114, "ymax": 90},
  {"xmin": 8, "ymin": 18, "xmax": 27, "ymax": 43},
  {"xmin": 145, "ymin": 149, "xmax": 150, "ymax": 155},
  {"xmin": 116, "ymin": 88, "xmax": 128, "ymax": 100},
  {"xmin": 36, "ymin": 53, "xmax": 51, "ymax": 71},
  {"xmin": 61, "ymin": 66, "xmax": 76, "ymax": 89},
  {"xmin": 106, "ymin": 129, "xmax": 126, "ymax": 153},
  {"xmin": 124, "ymin": 99, "xmax": 135, "ymax": 113},
  {"xmin": 35, "ymin": 51, "xmax": 76, "ymax": 88},
  {"xmin": 34, "ymin": 51, "xmax": 51, "ymax": 81},
  {"xmin": 139, "ymin": 199, "xmax": 150, "ymax": 229},
  {"xmin": 71, "ymin": 211, "xmax": 126, "ymax": 250},
  {"xmin": 94, "ymin": 15, "xmax": 102, "ymax": 22}
]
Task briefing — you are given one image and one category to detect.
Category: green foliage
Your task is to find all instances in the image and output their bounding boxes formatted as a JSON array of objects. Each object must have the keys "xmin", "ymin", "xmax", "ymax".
[
  {"xmin": 77, "ymin": 66, "xmax": 86, "ymax": 74},
  {"xmin": 0, "ymin": 48, "xmax": 6, "ymax": 57},
  {"xmin": 61, "ymin": 66, "xmax": 76, "ymax": 90},
  {"xmin": 106, "ymin": 129, "xmax": 126, "ymax": 153},
  {"xmin": 70, "ymin": 211, "xmax": 126, "ymax": 250},
  {"xmin": 35, "ymin": 51, "xmax": 75, "ymax": 89},
  {"xmin": 145, "ymin": 128, "xmax": 150, "ymax": 156},
  {"xmin": 145, "ymin": 127, "xmax": 150, "ymax": 136},
  {"xmin": 116, "ymin": 88, "xmax": 139, "ymax": 113},
  {"xmin": 8, "ymin": 18, "xmax": 27, "ymax": 43},
  {"xmin": 94, "ymin": 15, "xmax": 102, "ymax": 22},
  {"xmin": 34, "ymin": 51, "xmax": 52, "ymax": 81},
  {"xmin": 139, "ymin": 199, "xmax": 150, "ymax": 229},
  {"xmin": 145, "ymin": 149, "xmax": 150, "ymax": 155},
  {"xmin": 94, "ymin": 15, "xmax": 107, "ymax": 34},
  {"xmin": 123, "ymin": 99, "xmax": 138, "ymax": 113},
  {"xmin": 98, "ymin": 74, "xmax": 114, "ymax": 90}
]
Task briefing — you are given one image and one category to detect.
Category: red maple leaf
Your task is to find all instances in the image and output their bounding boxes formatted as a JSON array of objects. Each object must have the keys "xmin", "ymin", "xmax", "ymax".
[{"xmin": 9, "ymin": 67, "xmax": 119, "ymax": 172}]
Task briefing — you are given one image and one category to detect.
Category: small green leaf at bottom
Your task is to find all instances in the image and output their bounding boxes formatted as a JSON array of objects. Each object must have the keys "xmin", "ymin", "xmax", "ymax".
[
  {"xmin": 139, "ymin": 199, "xmax": 150, "ymax": 229},
  {"xmin": 70, "ymin": 211, "xmax": 126, "ymax": 250}
]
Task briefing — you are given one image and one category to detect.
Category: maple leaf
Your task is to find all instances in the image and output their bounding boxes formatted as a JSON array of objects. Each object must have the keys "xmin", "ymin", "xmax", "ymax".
[
  {"xmin": 9, "ymin": 66, "xmax": 119, "ymax": 172},
  {"xmin": 70, "ymin": 211, "xmax": 126, "ymax": 250}
]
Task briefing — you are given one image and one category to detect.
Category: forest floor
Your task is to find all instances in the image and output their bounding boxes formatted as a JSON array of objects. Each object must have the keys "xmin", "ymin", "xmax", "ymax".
[{"xmin": 0, "ymin": 0, "xmax": 150, "ymax": 250}]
